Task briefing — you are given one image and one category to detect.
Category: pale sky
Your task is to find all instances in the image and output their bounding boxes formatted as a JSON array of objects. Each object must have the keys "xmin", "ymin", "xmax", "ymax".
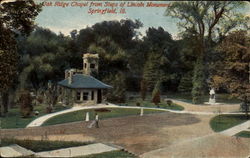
[{"xmin": 34, "ymin": 1, "xmax": 250, "ymax": 38}]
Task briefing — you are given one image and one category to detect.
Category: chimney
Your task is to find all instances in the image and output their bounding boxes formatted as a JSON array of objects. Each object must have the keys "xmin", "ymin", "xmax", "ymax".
[{"xmin": 68, "ymin": 70, "xmax": 73, "ymax": 84}]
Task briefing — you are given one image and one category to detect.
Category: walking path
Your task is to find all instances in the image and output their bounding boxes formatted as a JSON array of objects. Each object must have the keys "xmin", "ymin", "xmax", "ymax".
[
  {"xmin": 26, "ymin": 104, "xmax": 117, "ymax": 127},
  {"xmin": 220, "ymin": 120, "xmax": 250, "ymax": 136},
  {"xmin": 0, "ymin": 144, "xmax": 35, "ymax": 157},
  {"xmin": 27, "ymin": 100, "xmax": 244, "ymax": 128},
  {"xmin": 36, "ymin": 143, "xmax": 120, "ymax": 157}
]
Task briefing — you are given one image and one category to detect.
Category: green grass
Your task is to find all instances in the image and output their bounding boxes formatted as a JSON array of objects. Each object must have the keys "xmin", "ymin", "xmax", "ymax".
[
  {"xmin": 0, "ymin": 138, "xmax": 92, "ymax": 152},
  {"xmin": 1, "ymin": 104, "xmax": 69, "ymax": 129},
  {"xmin": 119, "ymin": 97, "xmax": 184, "ymax": 111},
  {"xmin": 79, "ymin": 151, "xmax": 137, "ymax": 158},
  {"xmin": 235, "ymin": 131, "xmax": 250, "ymax": 138},
  {"xmin": 42, "ymin": 108, "xmax": 164, "ymax": 126},
  {"xmin": 166, "ymin": 92, "xmax": 240, "ymax": 104},
  {"xmin": 210, "ymin": 114, "xmax": 248, "ymax": 132}
]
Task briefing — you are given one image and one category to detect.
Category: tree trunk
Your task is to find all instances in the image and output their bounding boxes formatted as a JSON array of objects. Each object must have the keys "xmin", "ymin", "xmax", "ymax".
[
  {"xmin": 2, "ymin": 92, "xmax": 9, "ymax": 114},
  {"xmin": 0, "ymin": 92, "xmax": 2, "ymax": 117}
]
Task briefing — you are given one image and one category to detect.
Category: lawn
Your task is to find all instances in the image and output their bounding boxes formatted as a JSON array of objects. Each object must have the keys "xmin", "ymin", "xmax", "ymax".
[
  {"xmin": 42, "ymin": 108, "xmax": 165, "ymax": 126},
  {"xmin": 119, "ymin": 97, "xmax": 184, "ymax": 111},
  {"xmin": 165, "ymin": 92, "xmax": 240, "ymax": 104},
  {"xmin": 1, "ymin": 138, "xmax": 92, "ymax": 152},
  {"xmin": 210, "ymin": 114, "xmax": 248, "ymax": 132},
  {"xmin": 1, "ymin": 104, "xmax": 69, "ymax": 129},
  {"xmin": 235, "ymin": 131, "xmax": 250, "ymax": 138},
  {"xmin": 80, "ymin": 151, "xmax": 137, "ymax": 158}
]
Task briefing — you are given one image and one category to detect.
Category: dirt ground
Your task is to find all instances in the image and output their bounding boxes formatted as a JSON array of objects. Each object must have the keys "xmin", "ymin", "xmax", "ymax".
[{"xmin": 1, "ymin": 112, "xmax": 249, "ymax": 158}]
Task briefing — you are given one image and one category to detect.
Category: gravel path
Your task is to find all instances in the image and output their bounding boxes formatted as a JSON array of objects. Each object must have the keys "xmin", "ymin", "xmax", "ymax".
[{"xmin": 27, "ymin": 100, "xmax": 243, "ymax": 128}]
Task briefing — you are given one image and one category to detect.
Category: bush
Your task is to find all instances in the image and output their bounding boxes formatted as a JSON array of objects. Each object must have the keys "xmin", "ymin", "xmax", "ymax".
[
  {"xmin": 46, "ymin": 106, "xmax": 53, "ymax": 113},
  {"xmin": 166, "ymin": 100, "xmax": 173, "ymax": 106},
  {"xmin": 19, "ymin": 90, "xmax": 33, "ymax": 118},
  {"xmin": 136, "ymin": 102, "xmax": 140, "ymax": 106}
]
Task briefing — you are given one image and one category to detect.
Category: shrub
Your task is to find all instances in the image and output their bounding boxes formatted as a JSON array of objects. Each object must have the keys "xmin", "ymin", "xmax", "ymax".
[
  {"xmin": 19, "ymin": 90, "xmax": 33, "ymax": 118},
  {"xmin": 166, "ymin": 100, "xmax": 173, "ymax": 106},
  {"xmin": 136, "ymin": 102, "xmax": 140, "ymax": 106},
  {"xmin": 46, "ymin": 106, "xmax": 53, "ymax": 113},
  {"xmin": 152, "ymin": 81, "xmax": 161, "ymax": 107}
]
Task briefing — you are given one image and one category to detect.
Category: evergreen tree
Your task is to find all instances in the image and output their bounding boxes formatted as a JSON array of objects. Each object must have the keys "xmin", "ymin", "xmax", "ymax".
[
  {"xmin": 192, "ymin": 58, "xmax": 206, "ymax": 104},
  {"xmin": 143, "ymin": 53, "xmax": 164, "ymax": 91},
  {"xmin": 178, "ymin": 71, "xmax": 193, "ymax": 92}
]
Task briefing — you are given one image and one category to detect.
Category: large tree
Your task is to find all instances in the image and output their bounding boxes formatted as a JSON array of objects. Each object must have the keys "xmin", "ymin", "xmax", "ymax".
[
  {"xmin": 0, "ymin": 0, "xmax": 41, "ymax": 116},
  {"xmin": 166, "ymin": 1, "xmax": 248, "ymax": 103},
  {"xmin": 212, "ymin": 30, "xmax": 250, "ymax": 117}
]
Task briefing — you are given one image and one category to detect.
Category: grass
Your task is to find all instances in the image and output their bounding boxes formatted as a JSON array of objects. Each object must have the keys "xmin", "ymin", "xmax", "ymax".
[
  {"xmin": 210, "ymin": 114, "xmax": 248, "ymax": 132},
  {"xmin": 165, "ymin": 92, "xmax": 240, "ymax": 104},
  {"xmin": 79, "ymin": 151, "xmax": 137, "ymax": 158},
  {"xmin": 235, "ymin": 131, "xmax": 250, "ymax": 138},
  {"xmin": 1, "ymin": 104, "xmax": 69, "ymax": 129},
  {"xmin": 42, "ymin": 108, "xmax": 164, "ymax": 126},
  {"xmin": 119, "ymin": 97, "xmax": 184, "ymax": 111},
  {"xmin": 0, "ymin": 138, "xmax": 92, "ymax": 152}
]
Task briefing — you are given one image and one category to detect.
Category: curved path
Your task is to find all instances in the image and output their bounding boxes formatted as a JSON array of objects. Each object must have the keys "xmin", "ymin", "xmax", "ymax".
[
  {"xmin": 26, "ymin": 104, "xmax": 117, "ymax": 127},
  {"xmin": 26, "ymin": 100, "xmax": 244, "ymax": 128}
]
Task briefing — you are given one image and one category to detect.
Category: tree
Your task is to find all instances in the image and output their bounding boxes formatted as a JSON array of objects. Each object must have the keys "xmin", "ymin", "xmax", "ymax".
[
  {"xmin": 178, "ymin": 71, "xmax": 193, "ymax": 93},
  {"xmin": 140, "ymin": 79, "xmax": 147, "ymax": 100},
  {"xmin": 166, "ymin": 1, "xmax": 248, "ymax": 102},
  {"xmin": 143, "ymin": 53, "xmax": 164, "ymax": 91},
  {"xmin": 152, "ymin": 81, "xmax": 161, "ymax": 107},
  {"xmin": 104, "ymin": 73, "xmax": 126, "ymax": 103},
  {"xmin": 192, "ymin": 57, "xmax": 206, "ymax": 104},
  {"xmin": 0, "ymin": 0, "xmax": 41, "ymax": 116},
  {"xmin": 212, "ymin": 30, "xmax": 250, "ymax": 118}
]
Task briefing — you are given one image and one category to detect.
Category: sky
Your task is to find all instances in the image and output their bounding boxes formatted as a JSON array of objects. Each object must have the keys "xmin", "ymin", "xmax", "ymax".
[{"xmin": 34, "ymin": 1, "xmax": 250, "ymax": 38}]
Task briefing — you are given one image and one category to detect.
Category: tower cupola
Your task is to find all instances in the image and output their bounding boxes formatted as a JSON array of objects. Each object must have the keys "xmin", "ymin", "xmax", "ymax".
[{"xmin": 83, "ymin": 53, "xmax": 99, "ymax": 75}]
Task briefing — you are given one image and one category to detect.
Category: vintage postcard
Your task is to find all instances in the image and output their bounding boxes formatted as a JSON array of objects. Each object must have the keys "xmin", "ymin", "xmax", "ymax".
[{"xmin": 0, "ymin": 0, "xmax": 249, "ymax": 157}]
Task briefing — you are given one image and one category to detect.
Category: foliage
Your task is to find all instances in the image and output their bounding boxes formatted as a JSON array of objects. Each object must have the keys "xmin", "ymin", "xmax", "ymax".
[
  {"xmin": 143, "ymin": 54, "xmax": 164, "ymax": 91},
  {"xmin": 240, "ymin": 101, "xmax": 249, "ymax": 119},
  {"xmin": 1, "ymin": 103, "xmax": 68, "ymax": 129},
  {"xmin": 166, "ymin": 1, "xmax": 248, "ymax": 44},
  {"xmin": 143, "ymin": 27, "xmax": 181, "ymax": 91},
  {"xmin": 210, "ymin": 114, "xmax": 248, "ymax": 132},
  {"xmin": 166, "ymin": 100, "xmax": 173, "ymax": 106},
  {"xmin": 166, "ymin": 1, "xmax": 249, "ymax": 101},
  {"xmin": 104, "ymin": 73, "xmax": 126, "ymax": 103},
  {"xmin": 19, "ymin": 90, "xmax": 33, "ymax": 118},
  {"xmin": 140, "ymin": 79, "xmax": 147, "ymax": 100},
  {"xmin": 121, "ymin": 96, "xmax": 184, "ymax": 111},
  {"xmin": 1, "ymin": 138, "xmax": 92, "ymax": 152},
  {"xmin": 212, "ymin": 31, "xmax": 250, "ymax": 100},
  {"xmin": 212, "ymin": 30, "xmax": 250, "ymax": 117},
  {"xmin": 192, "ymin": 57, "xmax": 206, "ymax": 104},
  {"xmin": 152, "ymin": 81, "xmax": 161, "ymax": 107},
  {"xmin": 178, "ymin": 71, "xmax": 193, "ymax": 92},
  {"xmin": 0, "ymin": 0, "xmax": 41, "ymax": 116}
]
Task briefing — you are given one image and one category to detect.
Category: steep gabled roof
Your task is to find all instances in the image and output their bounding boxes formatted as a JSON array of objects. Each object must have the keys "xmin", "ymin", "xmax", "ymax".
[{"xmin": 58, "ymin": 74, "xmax": 112, "ymax": 89}]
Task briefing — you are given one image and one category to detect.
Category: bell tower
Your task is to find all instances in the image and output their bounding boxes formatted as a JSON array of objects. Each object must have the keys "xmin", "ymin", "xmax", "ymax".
[{"xmin": 83, "ymin": 53, "xmax": 99, "ymax": 75}]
